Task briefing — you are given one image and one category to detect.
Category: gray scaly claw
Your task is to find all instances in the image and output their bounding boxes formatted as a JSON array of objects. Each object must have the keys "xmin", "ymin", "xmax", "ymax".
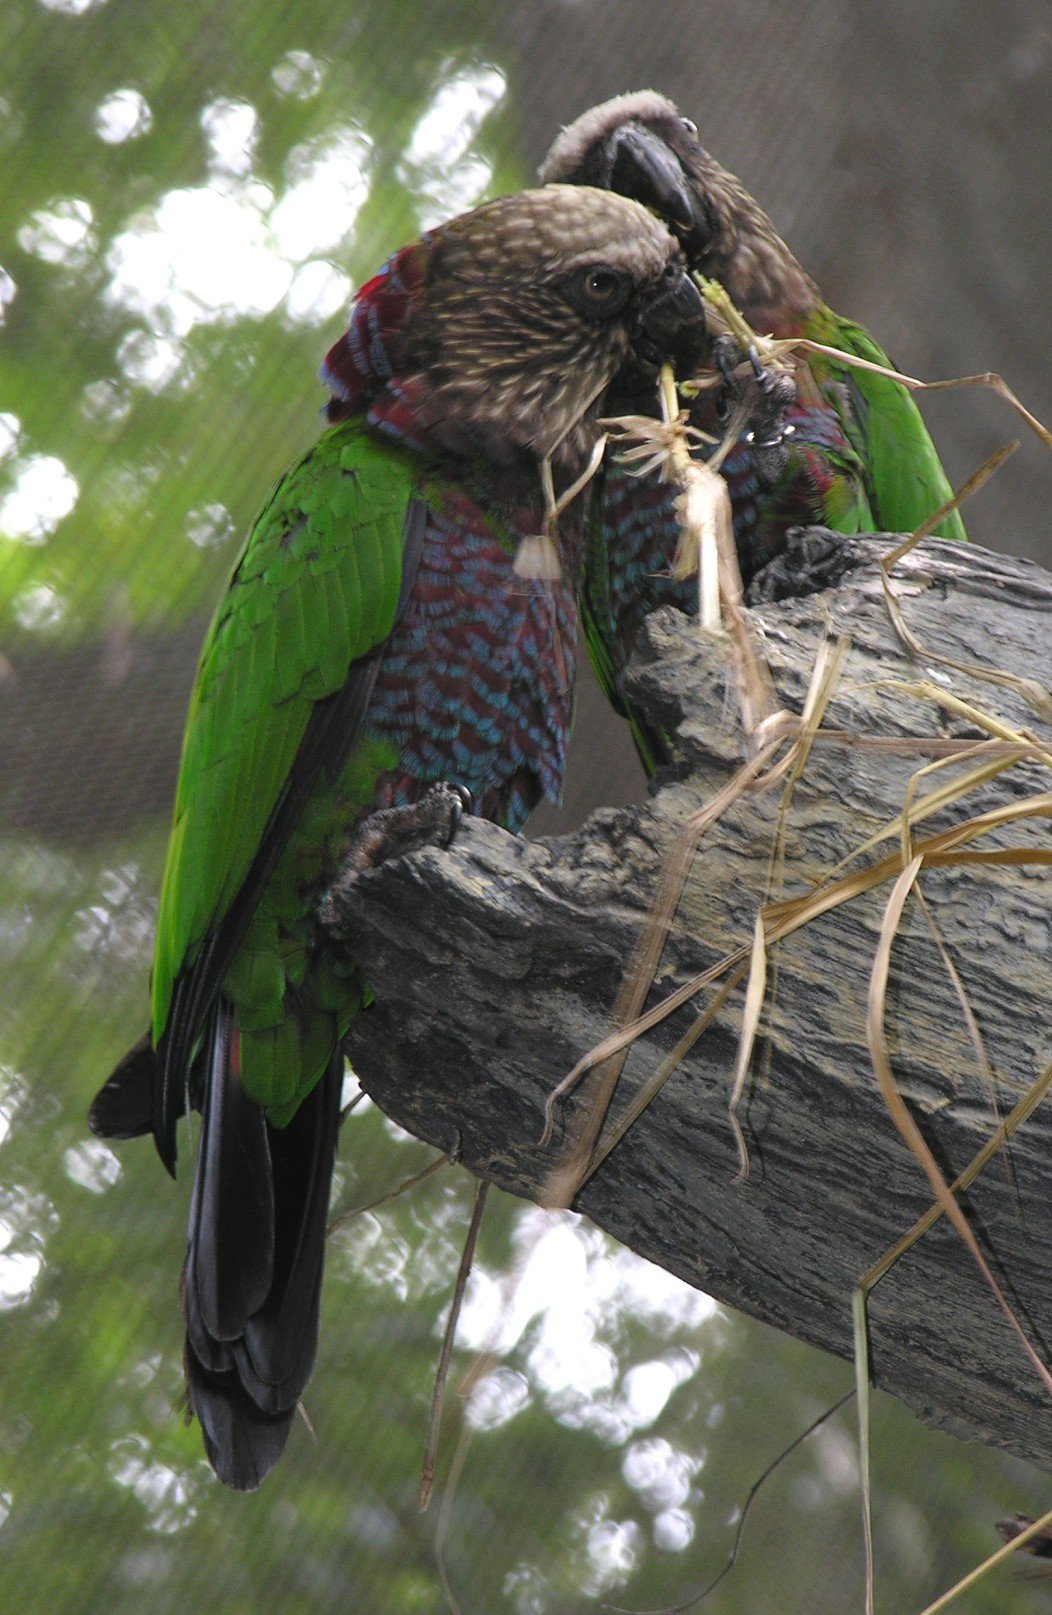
[
  {"xmin": 319, "ymin": 782, "xmax": 472, "ymax": 940},
  {"xmin": 711, "ymin": 333, "xmax": 795, "ymax": 482}
]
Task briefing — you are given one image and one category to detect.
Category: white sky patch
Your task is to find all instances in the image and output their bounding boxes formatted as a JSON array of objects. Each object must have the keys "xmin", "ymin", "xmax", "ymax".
[
  {"xmin": 270, "ymin": 123, "xmax": 372, "ymax": 262},
  {"xmin": 115, "ymin": 329, "xmax": 185, "ymax": 388},
  {"xmin": 284, "ymin": 259, "xmax": 352, "ymax": 326},
  {"xmin": 530, "ymin": 1311, "xmax": 618, "ymax": 1401},
  {"xmin": 202, "ymin": 97, "xmax": 258, "ymax": 178},
  {"xmin": 0, "ymin": 1068, "xmax": 26, "ymax": 1149},
  {"xmin": 458, "ymin": 1212, "xmax": 718, "ymax": 1360},
  {"xmin": 414, "ymin": 155, "xmax": 493, "ymax": 233},
  {"xmin": 621, "ymin": 1360, "xmax": 679, "ymax": 1426},
  {"xmin": 12, "ymin": 583, "xmax": 67, "ymax": 632},
  {"xmin": 95, "ymin": 88, "xmax": 152, "ymax": 144},
  {"xmin": 0, "ymin": 1209, "xmax": 42, "ymax": 1309},
  {"xmin": 109, "ymin": 1436, "xmax": 199, "ymax": 1534},
  {"xmin": 97, "ymin": 72, "xmax": 505, "ymax": 381},
  {"xmin": 0, "ymin": 267, "xmax": 16, "ymax": 324},
  {"xmin": 613, "ymin": 1252, "xmax": 720, "ymax": 1334},
  {"xmin": 0, "ymin": 1250, "xmax": 40, "ymax": 1307},
  {"xmin": 271, "ymin": 49, "xmax": 326, "ymax": 100},
  {"xmin": 17, "ymin": 198, "xmax": 96, "ymax": 268},
  {"xmin": 0, "ymin": 413, "xmax": 20, "ymax": 460},
  {"xmin": 38, "ymin": 0, "xmax": 109, "ymax": 12},
  {"xmin": 402, "ymin": 63, "xmax": 505, "ymax": 170},
  {"xmin": 106, "ymin": 183, "xmax": 292, "ymax": 337},
  {"xmin": 185, "ymin": 502, "xmax": 234, "ymax": 549},
  {"xmin": 465, "ymin": 1365, "xmax": 531, "ymax": 1432},
  {"xmin": 63, "ymin": 1139, "xmax": 122, "ymax": 1193},
  {"xmin": 653, "ymin": 1507, "xmax": 695, "ymax": 1551},
  {"xmin": 103, "ymin": 115, "xmax": 371, "ymax": 367},
  {"xmin": 584, "ymin": 1517, "xmax": 642, "ymax": 1595},
  {"xmin": 0, "ymin": 454, "xmax": 79, "ymax": 543},
  {"xmin": 622, "ymin": 1436, "xmax": 698, "ymax": 1511},
  {"xmin": 455, "ymin": 1210, "xmax": 715, "ymax": 1446},
  {"xmin": 340, "ymin": 1070, "xmax": 370, "ymax": 1112},
  {"xmin": 400, "ymin": 62, "xmax": 505, "ymax": 231}
]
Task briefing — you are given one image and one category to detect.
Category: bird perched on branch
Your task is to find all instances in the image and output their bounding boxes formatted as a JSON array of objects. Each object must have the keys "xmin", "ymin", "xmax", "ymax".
[
  {"xmin": 543, "ymin": 90, "xmax": 965, "ymax": 552},
  {"xmin": 89, "ymin": 185, "xmax": 707, "ymax": 1490},
  {"xmin": 542, "ymin": 92, "xmax": 965, "ymax": 769}
]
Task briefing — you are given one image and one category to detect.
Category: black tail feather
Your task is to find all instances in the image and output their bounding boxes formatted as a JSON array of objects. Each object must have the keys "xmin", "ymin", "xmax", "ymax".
[
  {"xmin": 237, "ymin": 1052, "xmax": 344, "ymax": 1411},
  {"xmin": 89, "ymin": 1034, "xmax": 162, "ymax": 1141},
  {"xmin": 182, "ymin": 1004, "xmax": 343, "ymax": 1490},
  {"xmin": 184, "ymin": 1342, "xmax": 297, "ymax": 1494},
  {"xmin": 184, "ymin": 1006, "xmax": 275, "ymax": 1340}
]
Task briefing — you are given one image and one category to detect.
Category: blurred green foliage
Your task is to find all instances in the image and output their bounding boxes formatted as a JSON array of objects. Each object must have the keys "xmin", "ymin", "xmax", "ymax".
[{"xmin": 0, "ymin": 4, "xmax": 1047, "ymax": 1613}]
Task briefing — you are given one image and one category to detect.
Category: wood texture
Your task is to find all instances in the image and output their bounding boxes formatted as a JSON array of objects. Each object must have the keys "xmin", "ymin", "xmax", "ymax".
[{"xmin": 338, "ymin": 533, "xmax": 1052, "ymax": 1471}]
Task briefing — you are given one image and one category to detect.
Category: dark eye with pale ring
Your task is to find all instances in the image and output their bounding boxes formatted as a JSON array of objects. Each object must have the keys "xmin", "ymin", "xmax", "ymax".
[{"xmin": 562, "ymin": 264, "xmax": 634, "ymax": 320}]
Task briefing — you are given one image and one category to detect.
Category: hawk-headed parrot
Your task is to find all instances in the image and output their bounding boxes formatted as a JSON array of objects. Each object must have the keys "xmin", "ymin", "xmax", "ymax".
[
  {"xmin": 89, "ymin": 185, "xmax": 707, "ymax": 1490},
  {"xmin": 542, "ymin": 92, "xmax": 965, "ymax": 771}
]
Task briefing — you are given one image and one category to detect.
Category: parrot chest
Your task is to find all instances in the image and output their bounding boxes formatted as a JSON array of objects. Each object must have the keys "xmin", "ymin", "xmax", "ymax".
[{"xmin": 364, "ymin": 494, "xmax": 581, "ymax": 833}]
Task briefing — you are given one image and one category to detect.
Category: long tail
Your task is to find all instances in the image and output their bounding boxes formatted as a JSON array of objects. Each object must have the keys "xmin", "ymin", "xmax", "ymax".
[{"xmin": 181, "ymin": 1002, "xmax": 343, "ymax": 1491}]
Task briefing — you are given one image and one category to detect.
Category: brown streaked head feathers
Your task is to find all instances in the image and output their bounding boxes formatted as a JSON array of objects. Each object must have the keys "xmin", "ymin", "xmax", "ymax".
[
  {"xmin": 541, "ymin": 92, "xmax": 820, "ymax": 334},
  {"xmin": 402, "ymin": 184, "xmax": 700, "ymax": 473}
]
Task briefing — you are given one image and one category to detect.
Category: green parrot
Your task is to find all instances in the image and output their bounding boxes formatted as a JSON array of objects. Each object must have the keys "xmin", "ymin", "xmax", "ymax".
[
  {"xmin": 89, "ymin": 184, "xmax": 707, "ymax": 1490},
  {"xmin": 542, "ymin": 90, "xmax": 966, "ymax": 550},
  {"xmin": 538, "ymin": 92, "xmax": 965, "ymax": 780}
]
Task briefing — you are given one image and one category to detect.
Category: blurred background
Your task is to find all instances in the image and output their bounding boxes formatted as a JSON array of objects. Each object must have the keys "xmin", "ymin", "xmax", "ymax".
[{"xmin": 1, "ymin": 2, "xmax": 1049, "ymax": 1611}]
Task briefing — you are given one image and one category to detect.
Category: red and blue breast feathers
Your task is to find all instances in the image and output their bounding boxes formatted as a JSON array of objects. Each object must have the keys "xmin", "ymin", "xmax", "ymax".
[
  {"xmin": 592, "ymin": 390, "xmax": 859, "ymax": 660},
  {"xmin": 719, "ymin": 397, "xmax": 855, "ymax": 578},
  {"xmin": 365, "ymin": 488, "xmax": 578, "ymax": 836},
  {"xmin": 320, "ymin": 238, "xmax": 434, "ymax": 450}
]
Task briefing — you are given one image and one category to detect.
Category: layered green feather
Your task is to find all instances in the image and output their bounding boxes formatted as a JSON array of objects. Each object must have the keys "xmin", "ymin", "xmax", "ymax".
[
  {"xmin": 806, "ymin": 305, "xmax": 966, "ymax": 543},
  {"xmin": 151, "ymin": 420, "xmax": 420, "ymax": 1120}
]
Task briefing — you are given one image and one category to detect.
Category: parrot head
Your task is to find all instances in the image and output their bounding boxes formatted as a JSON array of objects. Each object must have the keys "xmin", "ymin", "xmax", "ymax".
[
  {"xmin": 403, "ymin": 183, "xmax": 708, "ymax": 470},
  {"xmin": 323, "ymin": 184, "xmax": 707, "ymax": 479},
  {"xmin": 541, "ymin": 93, "xmax": 716, "ymax": 259},
  {"xmin": 540, "ymin": 93, "xmax": 817, "ymax": 330}
]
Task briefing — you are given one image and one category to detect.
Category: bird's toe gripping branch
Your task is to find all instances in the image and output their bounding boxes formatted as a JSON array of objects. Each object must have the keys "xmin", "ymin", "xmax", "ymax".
[
  {"xmin": 746, "ymin": 526, "xmax": 875, "ymax": 605},
  {"xmin": 318, "ymin": 784, "xmax": 472, "ymax": 942},
  {"xmin": 711, "ymin": 332, "xmax": 797, "ymax": 486}
]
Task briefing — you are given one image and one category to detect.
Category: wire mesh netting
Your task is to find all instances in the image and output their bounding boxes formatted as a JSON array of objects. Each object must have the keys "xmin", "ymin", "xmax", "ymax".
[{"xmin": 1, "ymin": 2, "xmax": 1049, "ymax": 1611}]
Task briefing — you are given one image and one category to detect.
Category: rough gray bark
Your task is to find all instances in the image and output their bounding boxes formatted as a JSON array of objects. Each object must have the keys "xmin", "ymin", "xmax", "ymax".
[{"xmin": 339, "ymin": 533, "xmax": 1052, "ymax": 1473}]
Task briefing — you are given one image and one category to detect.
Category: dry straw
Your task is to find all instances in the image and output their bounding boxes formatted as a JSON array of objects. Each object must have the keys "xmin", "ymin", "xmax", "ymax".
[{"xmin": 541, "ymin": 314, "xmax": 1052, "ymax": 1613}]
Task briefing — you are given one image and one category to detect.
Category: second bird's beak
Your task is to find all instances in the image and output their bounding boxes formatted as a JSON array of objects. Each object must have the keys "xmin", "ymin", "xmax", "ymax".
[
  {"xmin": 609, "ymin": 124, "xmax": 696, "ymax": 233},
  {"xmin": 632, "ymin": 267, "xmax": 708, "ymax": 377}
]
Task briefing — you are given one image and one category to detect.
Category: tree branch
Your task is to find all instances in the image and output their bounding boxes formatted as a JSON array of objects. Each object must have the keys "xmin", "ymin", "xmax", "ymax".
[{"xmin": 339, "ymin": 532, "xmax": 1052, "ymax": 1470}]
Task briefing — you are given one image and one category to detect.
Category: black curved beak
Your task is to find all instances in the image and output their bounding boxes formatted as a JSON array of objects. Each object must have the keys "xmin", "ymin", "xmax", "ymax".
[
  {"xmin": 633, "ymin": 267, "xmax": 708, "ymax": 376},
  {"xmin": 608, "ymin": 123, "xmax": 696, "ymax": 235}
]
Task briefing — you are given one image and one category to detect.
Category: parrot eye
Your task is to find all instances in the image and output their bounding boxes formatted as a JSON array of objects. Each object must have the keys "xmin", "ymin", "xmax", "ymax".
[{"xmin": 562, "ymin": 264, "xmax": 634, "ymax": 320}]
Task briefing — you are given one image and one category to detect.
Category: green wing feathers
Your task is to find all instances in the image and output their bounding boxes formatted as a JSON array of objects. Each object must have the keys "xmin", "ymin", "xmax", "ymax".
[
  {"xmin": 151, "ymin": 422, "xmax": 419, "ymax": 1107},
  {"xmin": 809, "ymin": 308, "xmax": 967, "ymax": 543}
]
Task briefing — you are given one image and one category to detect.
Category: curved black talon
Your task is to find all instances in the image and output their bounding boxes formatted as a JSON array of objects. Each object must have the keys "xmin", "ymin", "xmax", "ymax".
[
  {"xmin": 444, "ymin": 784, "xmax": 473, "ymax": 846},
  {"xmin": 745, "ymin": 364, "xmax": 797, "ymax": 483},
  {"xmin": 710, "ymin": 332, "xmax": 796, "ymax": 484},
  {"xmin": 713, "ymin": 332, "xmax": 740, "ymax": 391}
]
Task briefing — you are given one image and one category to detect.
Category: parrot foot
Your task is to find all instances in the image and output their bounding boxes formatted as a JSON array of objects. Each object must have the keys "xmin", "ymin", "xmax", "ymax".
[
  {"xmin": 712, "ymin": 333, "xmax": 796, "ymax": 486},
  {"xmin": 746, "ymin": 526, "xmax": 873, "ymax": 604},
  {"xmin": 318, "ymin": 784, "xmax": 472, "ymax": 937}
]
